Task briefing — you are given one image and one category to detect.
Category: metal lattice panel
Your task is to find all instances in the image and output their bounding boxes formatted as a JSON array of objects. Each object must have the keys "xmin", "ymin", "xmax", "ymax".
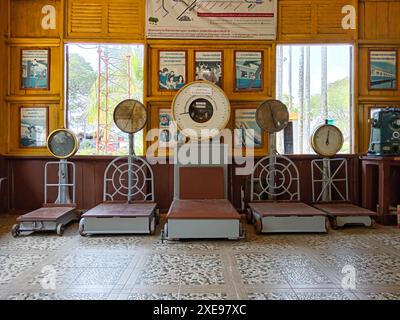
[
  {"xmin": 44, "ymin": 161, "xmax": 76, "ymax": 204},
  {"xmin": 311, "ymin": 158, "xmax": 349, "ymax": 202},
  {"xmin": 251, "ymin": 155, "xmax": 300, "ymax": 201},
  {"xmin": 103, "ymin": 156, "xmax": 154, "ymax": 202}
]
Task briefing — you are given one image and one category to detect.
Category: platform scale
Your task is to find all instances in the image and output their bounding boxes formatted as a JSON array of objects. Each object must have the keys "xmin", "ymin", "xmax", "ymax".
[
  {"xmin": 310, "ymin": 122, "xmax": 377, "ymax": 228},
  {"xmin": 247, "ymin": 100, "xmax": 328, "ymax": 234},
  {"xmin": 12, "ymin": 129, "xmax": 79, "ymax": 237},
  {"xmin": 79, "ymin": 100, "xmax": 158, "ymax": 236},
  {"xmin": 161, "ymin": 81, "xmax": 243, "ymax": 241}
]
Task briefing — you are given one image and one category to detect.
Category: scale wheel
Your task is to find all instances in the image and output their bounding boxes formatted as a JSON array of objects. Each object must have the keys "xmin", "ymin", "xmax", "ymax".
[
  {"xmin": 155, "ymin": 209, "xmax": 160, "ymax": 225},
  {"xmin": 370, "ymin": 218, "xmax": 377, "ymax": 229},
  {"xmin": 79, "ymin": 219, "xmax": 86, "ymax": 236},
  {"xmin": 254, "ymin": 219, "xmax": 262, "ymax": 234},
  {"xmin": 330, "ymin": 218, "xmax": 338, "ymax": 230},
  {"xmin": 246, "ymin": 208, "xmax": 253, "ymax": 224},
  {"xmin": 11, "ymin": 224, "xmax": 20, "ymax": 238},
  {"xmin": 161, "ymin": 229, "xmax": 165, "ymax": 244},
  {"xmin": 150, "ymin": 219, "xmax": 156, "ymax": 235},
  {"xmin": 56, "ymin": 224, "xmax": 65, "ymax": 236}
]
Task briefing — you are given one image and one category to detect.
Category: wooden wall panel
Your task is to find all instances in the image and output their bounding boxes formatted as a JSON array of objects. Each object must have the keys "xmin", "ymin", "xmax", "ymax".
[
  {"xmin": 0, "ymin": 1, "xmax": 8, "ymax": 156},
  {"xmin": 10, "ymin": 0, "xmax": 62, "ymax": 38},
  {"xmin": 7, "ymin": 103, "xmax": 60, "ymax": 155},
  {"xmin": 66, "ymin": 0, "xmax": 144, "ymax": 40},
  {"xmin": 0, "ymin": 158, "xmax": 8, "ymax": 213},
  {"xmin": 360, "ymin": 0, "xmax": 400, "ymax": 41},
  {"xmin": 5, "ymin": 156, "xmax": 360, "ymax": 212},
  {"xmin": 279, "ymin": 0, "xmax": 356, "ymax": 41}
]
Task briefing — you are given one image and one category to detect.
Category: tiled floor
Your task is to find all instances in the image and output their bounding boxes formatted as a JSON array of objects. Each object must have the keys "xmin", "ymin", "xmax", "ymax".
[{"xmin": 0, "ymin": 214, "xmax": 400, "ymax": 300}]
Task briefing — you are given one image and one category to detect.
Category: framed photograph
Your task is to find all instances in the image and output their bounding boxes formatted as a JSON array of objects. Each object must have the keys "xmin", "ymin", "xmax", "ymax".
[
  {"xmin": 21, "ymin": 49, "xmax": 50, "ymax": 90},
  {"xmin": 19, "ymin": 107, "xmax": 48, "ymax": 148},
  {"xmin": 234, "ymin": 51, "xmax": 263, "ymax": 91},
  {"xmin": 195, "ymin": 51, "xmax": 223, "ymax": 88},
  {"xmin": 369, "ymin": 49, "xmax": 397, "ymax": 90},
  {"xmin": 158, "ymin": 51, "xmax": 187, "ymax": 91}
]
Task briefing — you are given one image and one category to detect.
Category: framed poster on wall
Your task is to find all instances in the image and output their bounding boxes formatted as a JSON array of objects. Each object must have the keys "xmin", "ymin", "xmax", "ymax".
[
  {"xmin": 234, "ymin": 108, "xmax": 263, "ymax": 149},
  {"xmin": 234, "ymin": 51, "xmax": 263, "ymax": 91},
  {"xmin": 21, "ymin": 49, "xmax": 50, "ymax": 90},
  {"xmin": 147, "ymin": 0, "xmax": 277, "ymax": 40},
  {"xmin": 195, "ymin": 51, "xmax": 223, "ymax": 88},
  {"xmin": 158, "ymin": 51, "xmax": 187, "ymax": 91},
  {"xmin": 369, "ymin": 49, "xmax": 397, "ymax": 90},
  {"xmin": 19, "ymin": 107, "xmax": 48, "ymax": 148}
]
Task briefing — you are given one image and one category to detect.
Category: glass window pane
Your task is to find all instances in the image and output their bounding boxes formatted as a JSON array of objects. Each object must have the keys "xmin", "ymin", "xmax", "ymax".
[
  {"xmin": 276, "ymin": 45, "xmax": 353, "ymax": 155},
  {"xmin": 66, "ymin": 44, "xmax": 144, "ymax": 156}
]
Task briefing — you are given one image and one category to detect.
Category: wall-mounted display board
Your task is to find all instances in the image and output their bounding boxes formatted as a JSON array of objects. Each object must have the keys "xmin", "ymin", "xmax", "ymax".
[
  {"xmin": 148, "ymin": 44, "xmax": 272, "ymax": 100},
  {"xmin": 359, "ymin": 47, "xmax": 400, "ymax": 98},
  {"xmin": 8, "ymin": 103, "xmax": 59, "ymax": 155},
  {"xmin": 19, "ymin": 107, "xmax": 48, "ymax": 148},
  {"xmin": 234, "ymin": 51, "xmax": 263, "ymax": 92},
  {"xmin": 232, "ymin": 102, "xmax": 268, "ymax": 157},
  {"xmin": 21, "ymin": 49, "xmax": 50, "ymax": 90},
  {"xmin": 369, "ymin": 49, "xmax": 397, "ymax": 91},
  {"xmin": 146, "ymin": 0, "xmax": 277, "ymax": 40},
  {"xmin": 158, "ymin": 51, "xmax": 187, "ymax": 91}
]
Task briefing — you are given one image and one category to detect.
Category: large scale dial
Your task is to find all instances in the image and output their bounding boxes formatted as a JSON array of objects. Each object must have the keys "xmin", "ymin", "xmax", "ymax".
[
  {"xmin": 113, "ymin": 99, "xmax": 147, "ymax": 134},
  {"xmin": 172, "ymin": 81, "xmax": 231, "ymax": 140},
  {"xmin": 47, "ymin": 129, "xmax": 79, "ymax": 159},
  {"xmin": 311, "ymin": 124, "xmax": 344, "ymax": 157}
]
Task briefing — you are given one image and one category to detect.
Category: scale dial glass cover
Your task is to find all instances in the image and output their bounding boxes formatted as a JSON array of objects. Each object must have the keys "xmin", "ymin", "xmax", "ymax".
[
  {"xmin": 172, "ymin": 81, "xmax": 231, "ymax": 140},
  {"xmin": 113, "ymin": 99, "xmax": 147, "ymax": 134},
  {"xmin": 256, "ymin": 100, "xmax": 289, "ymax": 133},
  {"xmin": 47, "ymin": 129, "xmax": 79, "ymax": 159},
  {"xmin": 311, "ymin": 124, "xmax": 344, "ymax": 157}
]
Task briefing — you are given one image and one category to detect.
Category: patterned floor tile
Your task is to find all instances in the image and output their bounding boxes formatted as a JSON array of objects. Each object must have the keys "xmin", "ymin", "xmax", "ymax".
[
  {"xmin": 0, "ymin": 234, "xmax": 68, "ymax": 251},
  {"xmin": 319, "ymin": 252, "xmax": 400, "ymax": 285},
  {"xmin": 128, "ymin": 292, "xmax": 179, "ymax": 300},
  {"xmin": 77, "ymin": 236, "xmax": 144, "ymax": 249},
  {"xmin": 179, "ymin": 293, "xmax": 227, "ymax": 300},
  {"xmin": 73, "ymin": 268, "xmax": 126, "ymax": 286},
  {"xmin": 7, "ymin": 291, "xmax": 110, "ymax": 300},
  {"xmin": 294, "ymin": 290, "xmax": 353, "ymax": 300},
  {"xmin": 29, "ymin": 266, "xmax": 83, "ymax": 287},
  {"xmin": 136, "ymin": 253, "xmax": 224, "ymax": 286},
  {"xmin": 247, "ymin": 292, "xmax": 298, "ymax": 300},
  {"xmin": 234, "ymin": 254, "xmax": 289, "ymax": 286},
  {"xmin": 356, "ymin": 292, "xmax": 400, "ymax": 300},
  {"xmin": 0, "ymin": 253, "xmax": 48, "ymax": 285}
]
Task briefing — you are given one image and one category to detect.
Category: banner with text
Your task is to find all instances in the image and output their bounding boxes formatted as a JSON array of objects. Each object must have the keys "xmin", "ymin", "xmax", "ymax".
[{"xmin": 147, "ymin": 0, "xmax": 277, "ymax": 40}]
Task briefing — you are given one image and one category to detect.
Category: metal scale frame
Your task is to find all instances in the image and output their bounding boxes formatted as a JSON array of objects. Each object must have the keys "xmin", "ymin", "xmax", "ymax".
[
  {"xmin": 79, "ymin": 100, "xmax": 159, "ymax": 236},
  {"xmin": 12, "ymin": 129, "xmax": 78, "ymax": 237},
  {"xmin": 247, "ymin": 100, "xmax": 328, "ymax": 233}
]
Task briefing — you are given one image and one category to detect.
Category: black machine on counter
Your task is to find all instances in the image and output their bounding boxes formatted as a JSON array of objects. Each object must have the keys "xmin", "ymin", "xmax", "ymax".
[{"xmin": 368, "ymin": 107, "xmax": 400, "ymax": 156}]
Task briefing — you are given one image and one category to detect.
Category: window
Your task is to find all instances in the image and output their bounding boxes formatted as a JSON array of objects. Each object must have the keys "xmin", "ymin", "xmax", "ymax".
[
  {"xmin": 66, "ymin": 44, "xmax": 144, "ymax": 156},
  {"xmin": 276, "ymin": 45, "xmax": 353, "ymax": 154}
]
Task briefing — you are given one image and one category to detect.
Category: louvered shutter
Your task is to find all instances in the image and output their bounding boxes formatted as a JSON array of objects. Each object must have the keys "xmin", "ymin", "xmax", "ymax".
[{"xmin": 67, "ymin": 0, "xmax": 144, "ymax": 39}]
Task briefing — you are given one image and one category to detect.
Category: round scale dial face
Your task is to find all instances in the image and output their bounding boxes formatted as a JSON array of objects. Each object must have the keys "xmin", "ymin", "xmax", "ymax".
[
  {"xmin": 172, "ymin": 81, "xmax": 231, "ymax": 140},
  {"xmin": 311, "ymin": 124, "xmax": 344, "ymax": 157},
  {"xmin": 113, "ymin": 100, "xmax": 147, "ymax": 134},
  {"xmin": 256, "ymin": 100, "xmax": 289, "ymax": 133},
  {"xmin": 47, "ymin": 129, "xmax": 79, "ymax": 159}
]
